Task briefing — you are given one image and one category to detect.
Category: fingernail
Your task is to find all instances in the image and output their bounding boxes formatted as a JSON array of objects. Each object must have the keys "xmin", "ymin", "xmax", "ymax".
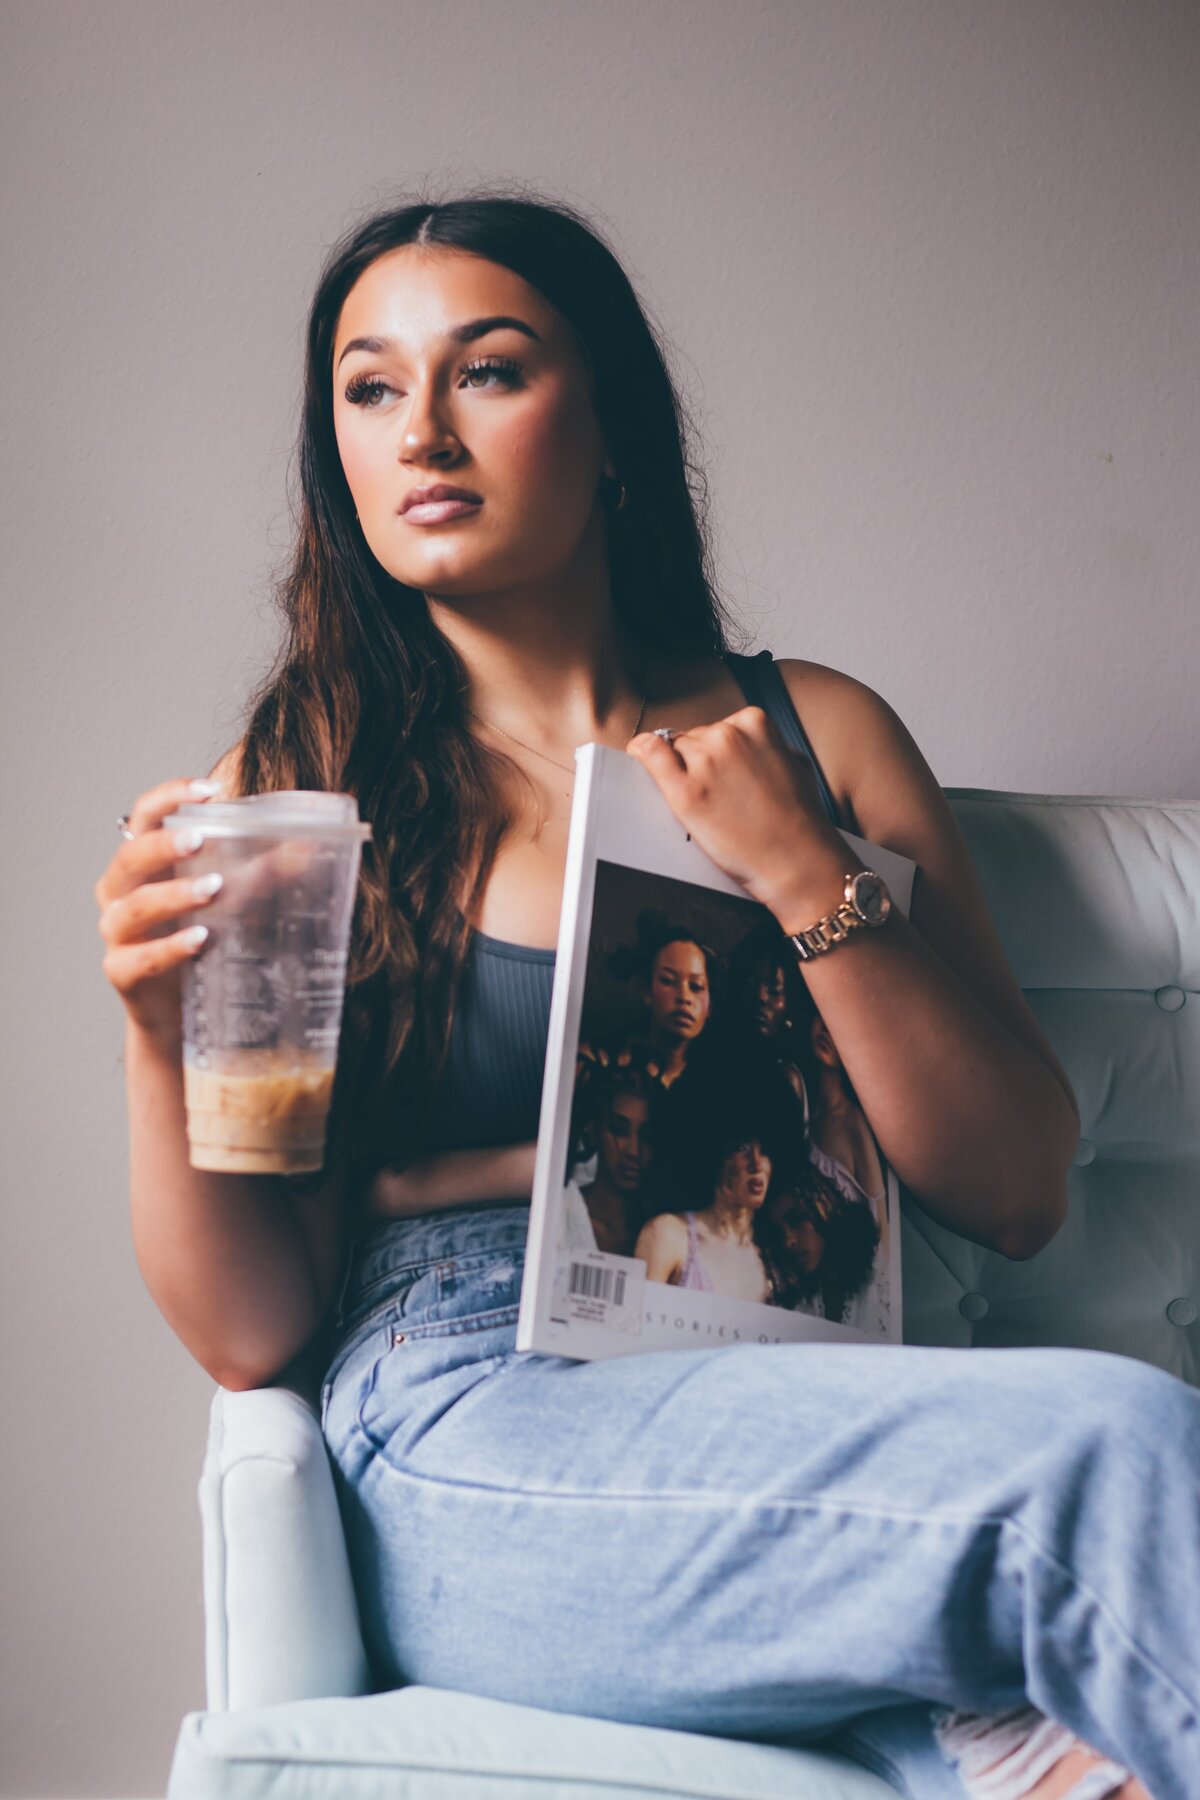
[
  {"xmin": 191, "ymin": 873, "xmax": 223, "ymax": 900},
  {"xmin": 182, "ymin": 925, "xmax": 209, "ymax": 951},
  {"xmin": 174, "ymin": 828, "xmax": 205, "ymax": 854},
  {"xmin": 188, "ymin": 779, "xmax": 222, "ymax": 798}
]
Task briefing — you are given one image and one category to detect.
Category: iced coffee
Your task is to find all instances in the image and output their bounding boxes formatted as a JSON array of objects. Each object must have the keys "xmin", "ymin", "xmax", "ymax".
[
  {"xmin": 183, "ymin": 1053, "xmax": 337, "ymax": 1175},
  {"xmin": 163, "ymin": 791, "xmax": 371, "ymax": 1175}
]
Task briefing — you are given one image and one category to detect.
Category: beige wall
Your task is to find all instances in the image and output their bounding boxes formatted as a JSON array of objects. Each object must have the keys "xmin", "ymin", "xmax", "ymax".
[{"xmin": 2, "ymin": 1, "xmax": 1197, "ymax": 1792}]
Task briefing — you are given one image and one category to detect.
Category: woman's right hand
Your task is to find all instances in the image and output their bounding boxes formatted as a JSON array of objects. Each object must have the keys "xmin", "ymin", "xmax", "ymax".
[{"xmin": 94, "ymin": 775, "xmax": 227, "ymax": 1046}]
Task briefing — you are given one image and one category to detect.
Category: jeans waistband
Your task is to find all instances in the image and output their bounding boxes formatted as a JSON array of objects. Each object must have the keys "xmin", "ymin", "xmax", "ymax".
[{"xmin": 334, "ymin": 1201, "xmax": 531, "ymax": 1336}]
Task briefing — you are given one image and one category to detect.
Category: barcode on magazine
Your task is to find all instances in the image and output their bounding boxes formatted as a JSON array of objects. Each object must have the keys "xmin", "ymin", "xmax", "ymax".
[
  {"xmin": 552, "ymin": 1248, "xmax": 646, "ymax": 1337},
  {"xmin": 570, "ymin": 1261, "xmax": 627, "ymax": 1307}
]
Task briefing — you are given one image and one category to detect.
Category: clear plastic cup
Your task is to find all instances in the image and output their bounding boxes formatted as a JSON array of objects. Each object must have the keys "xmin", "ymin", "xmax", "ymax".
[{"xmin": 162, "ymin": 791, "xmax": 372, "ymax": 1175}]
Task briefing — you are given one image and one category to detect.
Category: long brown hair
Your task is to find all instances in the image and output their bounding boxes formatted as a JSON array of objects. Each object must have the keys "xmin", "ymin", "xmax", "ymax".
[{"xmin": 229, "ymin": 184, "xmax": 742, "ymax": 1182}]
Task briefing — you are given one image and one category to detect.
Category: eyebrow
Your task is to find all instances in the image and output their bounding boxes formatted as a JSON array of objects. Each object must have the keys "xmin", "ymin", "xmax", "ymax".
[{"xmin": 336, "ymin": 315, "xmax": 542, "ymax": 370}]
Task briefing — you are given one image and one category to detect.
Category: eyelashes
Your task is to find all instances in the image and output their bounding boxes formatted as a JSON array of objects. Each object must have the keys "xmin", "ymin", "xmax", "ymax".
[{"xmin": 343, "ymin": 356, "xmax": 524, "ymax": 408}]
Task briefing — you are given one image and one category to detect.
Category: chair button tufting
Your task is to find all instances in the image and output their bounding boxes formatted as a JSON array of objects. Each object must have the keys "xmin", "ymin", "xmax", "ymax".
[
  {"xmin": 1154, "ymin": 985, "xmax": 1186, "ymax": 1012},
  {"xmin": 959, "ymin": 1292, "xmax": 989, "ymax": 1322},
  {"xmin": 1166, "ymin": 1298, "xmax": 1197, "ymax": 1328},
  {"xmin": 1072, "ymin": 1139, "xmax": 1096, "ymax": 1167}
]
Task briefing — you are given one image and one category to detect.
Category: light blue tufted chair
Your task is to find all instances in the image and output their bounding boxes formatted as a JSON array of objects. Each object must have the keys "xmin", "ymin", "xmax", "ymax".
[{"xmin": 167, "ymin": 789, "xmax": 1199, "ymax": 1799}]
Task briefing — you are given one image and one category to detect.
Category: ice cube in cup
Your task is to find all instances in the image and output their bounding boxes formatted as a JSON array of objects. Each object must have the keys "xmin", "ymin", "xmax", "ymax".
[{"xmin": 162, "ymin": 791, "xmax": 372, "ymax": 1175}]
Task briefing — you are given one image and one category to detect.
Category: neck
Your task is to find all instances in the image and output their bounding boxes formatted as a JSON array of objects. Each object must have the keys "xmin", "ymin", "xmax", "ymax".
[
  {"xmin": 705, "ymin": 1196, "xmax": 758, "ymax": 1245},
  {"xmin": 586, "ymin": 1169, "xmax": 637, "ymax": 1219},
  {"xmin": 647, "ymin": 1031, "xmax": 691, "ymax": 1081},
  {"xmin": 425, "ymin": 522, "xmax": 648, "ymax": 747}
]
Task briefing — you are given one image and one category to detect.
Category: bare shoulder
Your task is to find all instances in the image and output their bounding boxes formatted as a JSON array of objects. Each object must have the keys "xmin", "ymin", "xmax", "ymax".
[
  {"xmin": 775, "ymin": 658, "xmax": 1080, "ymax": 1123},
  {"xmin": 773, "ymin": 655, "xmax": 967, "ymax": 891},
  {"xmin": 634, "ymin": 1211, "xmax": 689, "ymax": 1275},
  {"xmin": 772, "ymin": 658, "xmax": 898, "ymax": 837},
  {"xmin": 639, "ymin": 1211, "xmax": 688, "ymax": 1250}
]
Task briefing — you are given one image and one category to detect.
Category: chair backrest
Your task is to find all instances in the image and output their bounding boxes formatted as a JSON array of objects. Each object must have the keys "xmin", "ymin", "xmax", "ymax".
[{"xmin": 902, "ymin": 790, "xmax": 1199, "ymax": 1385}]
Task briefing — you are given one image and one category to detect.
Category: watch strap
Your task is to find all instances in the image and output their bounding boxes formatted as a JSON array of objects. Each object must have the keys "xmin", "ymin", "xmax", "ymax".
[{"xmin": 788, "ymin": 901, "xmax": 866, "ymax": 962}]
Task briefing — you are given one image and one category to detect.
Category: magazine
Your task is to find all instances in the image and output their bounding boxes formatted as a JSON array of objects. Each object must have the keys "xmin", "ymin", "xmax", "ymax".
[{"xmin": 516, "ymin": 743, "xmax": 916, "ymax": 1361}]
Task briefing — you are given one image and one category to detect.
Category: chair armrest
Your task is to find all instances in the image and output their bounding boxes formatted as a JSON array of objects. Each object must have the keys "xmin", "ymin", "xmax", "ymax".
[{"xmin": 201, "ymin": 1386, "xmax": 371, "ymax": 1711}]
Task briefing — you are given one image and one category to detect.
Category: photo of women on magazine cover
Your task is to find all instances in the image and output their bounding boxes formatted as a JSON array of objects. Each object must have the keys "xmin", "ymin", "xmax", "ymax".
[{"xmin": 563, "ymin": 861, "xmax": 893, "ymax": 1332}]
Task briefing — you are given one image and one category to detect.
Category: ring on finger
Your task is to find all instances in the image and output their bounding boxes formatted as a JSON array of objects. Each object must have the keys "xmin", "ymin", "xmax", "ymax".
[
  {"xmin": 652, "ymin": 726, "xmax": 679, "ymax": 744},
  {"xmin": 117, "ymin": 814, "xmax": 135, "ymax": 840}
]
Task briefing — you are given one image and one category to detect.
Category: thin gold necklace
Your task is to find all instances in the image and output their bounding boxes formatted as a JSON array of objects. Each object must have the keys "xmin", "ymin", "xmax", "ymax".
[{"xmin": 472, "ymin": 693, "xmax": 647, "ymax": 777}]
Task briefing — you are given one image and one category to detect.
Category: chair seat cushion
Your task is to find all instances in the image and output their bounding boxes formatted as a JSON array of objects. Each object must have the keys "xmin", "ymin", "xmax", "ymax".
[{"xmin": 168, "ymin": 1685, "xmax": 898, "ymax": 1799}]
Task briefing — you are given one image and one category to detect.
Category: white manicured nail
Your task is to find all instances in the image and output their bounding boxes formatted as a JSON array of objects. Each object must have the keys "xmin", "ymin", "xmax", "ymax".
[
  {"xmin": 174, "ymin": 828, "xmax": 205, "ymax": 854},
  {"xmin": 182, "ymin": 925, "xmax": 209, "ymax": 950},
  {"xmin": 191, "ymin": 873, "xmax": 223, "ymax": 900}
]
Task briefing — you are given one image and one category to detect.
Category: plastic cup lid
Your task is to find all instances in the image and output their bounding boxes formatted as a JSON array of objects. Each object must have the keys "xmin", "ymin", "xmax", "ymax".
[{"xmin": 163, "ymin": 790, "xmax": 372, "ymax": 840}]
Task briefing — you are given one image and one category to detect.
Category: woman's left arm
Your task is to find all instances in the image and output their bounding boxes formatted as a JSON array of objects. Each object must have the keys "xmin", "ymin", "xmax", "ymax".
[
  {"xmin": 367, "ymin": 1140, "xmax": 537, "ymax": 1218},
  {"xmin": 628, "ymin": 674, "xmax": 1080, "ymax": 1261}
]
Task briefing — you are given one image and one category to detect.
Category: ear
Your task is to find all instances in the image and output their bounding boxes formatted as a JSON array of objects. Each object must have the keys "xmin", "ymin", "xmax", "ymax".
[{"xmin": 811, "ymin": 1016, "xmax": 840, "ymax": 1068}]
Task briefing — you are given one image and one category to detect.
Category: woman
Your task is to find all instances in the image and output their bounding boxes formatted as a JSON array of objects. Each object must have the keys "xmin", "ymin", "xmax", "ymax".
[
  {"xmin": 582, "ymin": 911, "xmax": 719, "ymax": 1091},
  {"xmin": 760, "ymin": 1179, "xmax": 882, "ymax": 1329},
  {"xmin": 724, "ymin": 919, "xmax": 815, "ymax": 1129},
  {"xmin": 634, "ymin": 1133, "xmax": 773, "ymax": 1303},
  {"xmin": 92, "ymin": 191, "xmax": 1186, "ymax": 1800},
  {"xmin": 567, "ymin": 1063, "xmax": 659, "ymax": 1257}
]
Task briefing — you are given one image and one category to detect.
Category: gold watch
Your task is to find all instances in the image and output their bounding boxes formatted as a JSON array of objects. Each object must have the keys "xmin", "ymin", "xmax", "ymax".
[{"xmin": 787, "ymin": 870, "xmax": 892, "ymax": 962}]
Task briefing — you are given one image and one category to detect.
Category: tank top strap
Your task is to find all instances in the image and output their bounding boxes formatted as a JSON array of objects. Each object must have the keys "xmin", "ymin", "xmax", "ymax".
[
  {"xmin": 680, "ymin": 1211, "xmax": 714, "ymax": 1293},
  {"xmin": 721, "ymin": 649, "xmax": 840, "ymax": 830}
]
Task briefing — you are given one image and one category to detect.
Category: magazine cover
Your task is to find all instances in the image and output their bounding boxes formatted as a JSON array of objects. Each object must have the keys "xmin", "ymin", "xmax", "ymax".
[{"xmin": 517, "ymin": 743, "xmax": 917, "ymax": 1361}]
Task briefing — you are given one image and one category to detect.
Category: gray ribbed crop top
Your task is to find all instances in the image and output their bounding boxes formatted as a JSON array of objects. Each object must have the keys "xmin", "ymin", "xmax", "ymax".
[{"xmin": 422, "ymin": 651, "xmax": 840, "ymax": 1153}]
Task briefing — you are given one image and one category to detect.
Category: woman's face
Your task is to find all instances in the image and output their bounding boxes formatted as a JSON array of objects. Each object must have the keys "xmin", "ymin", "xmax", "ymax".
[
  {"xmin": 715, "ymin": 1140, "xmax": 772, "ymax": 1210},
  {"xmin": 647, "ymin": 941, "xmax": 711, "ymax": 1042},
  {"xmin": 331, "ymin": 246, "xmax": 611, "ymax": 600},
  {"xmin": 777, "ymin": 1206, "xmax": 824, "ymax": 1272},
  {"xmin": 742, "ymin": 959, "xmax": 788, "ymax": 1036},
  {"xmin": 597, "ymin": 1093, "xmax": 654, "ymax": 1192}
]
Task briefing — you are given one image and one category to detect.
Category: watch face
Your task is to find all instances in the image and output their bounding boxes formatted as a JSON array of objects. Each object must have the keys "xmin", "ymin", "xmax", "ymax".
[{"xmin": 849, "ymin": 870, "xmax": 890, "ymax": 925}]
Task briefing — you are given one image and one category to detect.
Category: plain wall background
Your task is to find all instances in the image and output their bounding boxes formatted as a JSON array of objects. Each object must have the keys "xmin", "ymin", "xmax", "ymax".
[{"xmin": 1, "ymin": 1, "xmax": 1196, "ymax": 1793}]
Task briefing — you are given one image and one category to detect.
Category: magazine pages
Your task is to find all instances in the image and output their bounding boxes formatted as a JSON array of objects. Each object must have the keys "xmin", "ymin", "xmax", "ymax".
[{"xmin": 517, "ymin": 743, "xmax": 916, "ymax": 1362}]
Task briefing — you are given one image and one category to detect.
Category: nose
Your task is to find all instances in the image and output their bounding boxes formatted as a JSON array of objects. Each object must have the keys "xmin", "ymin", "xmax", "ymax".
[{"xmin": 399, "ymin": 381, "xmax": 462, "ymax": 465}]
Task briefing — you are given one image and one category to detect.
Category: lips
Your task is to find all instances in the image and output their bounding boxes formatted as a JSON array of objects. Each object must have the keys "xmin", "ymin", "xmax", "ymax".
[{"xmin": 400, "ymin": 483, "xmax": 482, "ymax": 513}]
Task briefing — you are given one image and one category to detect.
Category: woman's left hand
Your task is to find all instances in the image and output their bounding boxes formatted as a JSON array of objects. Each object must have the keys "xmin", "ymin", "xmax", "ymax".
[{"xmin": 627, "ymin": 708, "xmax": 854, "ymax": 928}]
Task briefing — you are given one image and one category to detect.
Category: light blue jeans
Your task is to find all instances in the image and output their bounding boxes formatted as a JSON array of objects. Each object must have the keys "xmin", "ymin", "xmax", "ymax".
[{"xmin": 320, "ymin": 1205, "xmax": 1199, "ymax": 1799}]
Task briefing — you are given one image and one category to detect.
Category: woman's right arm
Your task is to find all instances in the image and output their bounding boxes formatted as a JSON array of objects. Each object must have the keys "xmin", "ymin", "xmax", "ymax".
[{"xmin": 97, "ymin": 759, "xmax": 348, "ymax": 1391}]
